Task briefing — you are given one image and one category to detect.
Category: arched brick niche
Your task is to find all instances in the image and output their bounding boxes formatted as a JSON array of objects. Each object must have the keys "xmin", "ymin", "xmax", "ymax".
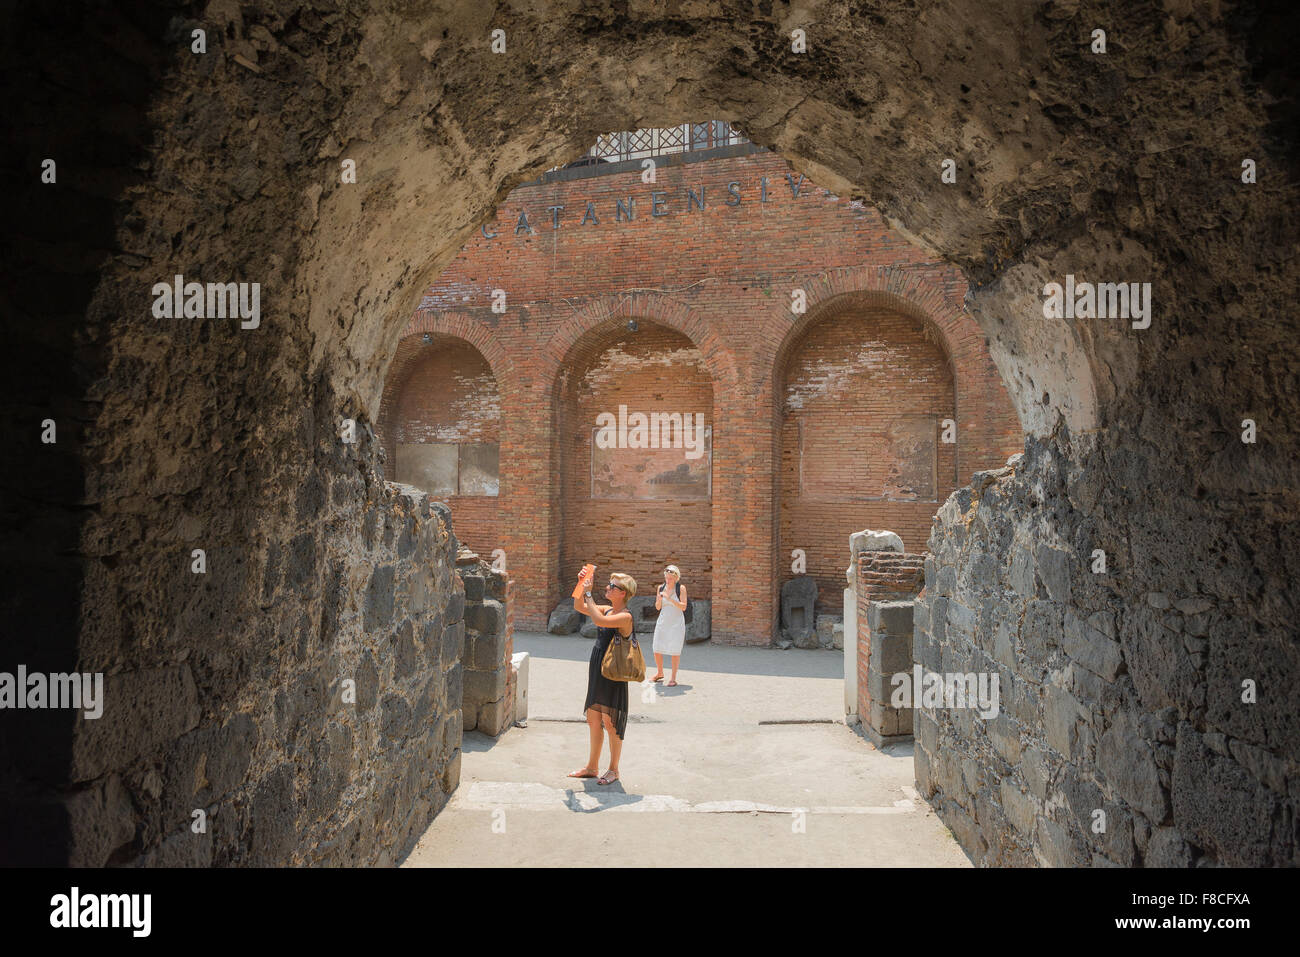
[
  {"xmin": 765, "ymin": 278, "xmax": 1023, "ymax": 624},
  {"xmin": 552, "ymin": 317, "xmax": 715, "ymax": 603},
  {"xmin": 770, "ymin": 271, "xmax": 1025, "ymax": 481},
  {"xmin": 777, "ymin": 301, "xmax": 957, "ymax": 598},
  {"xmin": 378, "ymin": 311, "xmax": 514, "ymax": 559}
]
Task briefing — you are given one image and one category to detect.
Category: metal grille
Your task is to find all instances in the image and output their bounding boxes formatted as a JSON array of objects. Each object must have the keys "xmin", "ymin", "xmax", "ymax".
[{"xmin": 583, "ymin": 121, "xmax": 747, "ymax": 164}]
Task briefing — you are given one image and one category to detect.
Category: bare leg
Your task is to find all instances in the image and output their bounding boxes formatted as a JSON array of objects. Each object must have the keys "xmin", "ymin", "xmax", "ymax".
[
  {"xmin": 569, "ymin": 709, "xmax": 603, "ymax": 777},
  {"xmin": 601, "ymin": 713, "xmax": 622, "ymax": 780},
  {"xmin": 586, "ymin": 709, "xmax": 604, "ymax": 769},
  {"xmin": 653, "ymin": 653, "xmax": 664, "ymax": 679},
  {"xmin": 670, "ymin": 654, "xmax": 680, "ymax": 683}
]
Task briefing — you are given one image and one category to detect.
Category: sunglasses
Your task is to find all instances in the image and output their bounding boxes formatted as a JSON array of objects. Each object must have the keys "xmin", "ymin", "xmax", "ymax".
[{"xmin": 605, "ymin": 581, "xmax": 625, "ymax": 591}]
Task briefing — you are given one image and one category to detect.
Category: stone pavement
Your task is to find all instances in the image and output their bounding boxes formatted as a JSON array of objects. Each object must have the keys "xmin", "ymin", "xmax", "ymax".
[{"xmin": 403, "ymin": 632, "xmax": 970, "ymax": 867}]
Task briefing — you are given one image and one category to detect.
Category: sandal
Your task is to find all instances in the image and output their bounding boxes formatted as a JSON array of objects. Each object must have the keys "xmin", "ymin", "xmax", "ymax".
[
  {"xmin": 667, "ymin": 680, "xmax": 678, "ymax": 686},
  {"xmin": 652, "ymin": 674, "xmax": 664, "ymax": 682},
  {"xmin": 567, "ymin": 767, "xmax": 598, "ymax": 778},
  {"xmin": 597, "ymin": 770, "xmax": 620, "ymax": 785}
]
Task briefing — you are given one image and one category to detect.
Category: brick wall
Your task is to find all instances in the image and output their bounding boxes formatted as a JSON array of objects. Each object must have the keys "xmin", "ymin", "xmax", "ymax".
[
  {"xmin": 558, "ymin": 324, "xmax": 714, "ymax": 599},
  {"xmin": 780, "ymin": 306, "xmax": 956, "ymax": 600},
  {"xmin": 377, "ymin": 149, "xmax": 1023, "ymax": 642}
]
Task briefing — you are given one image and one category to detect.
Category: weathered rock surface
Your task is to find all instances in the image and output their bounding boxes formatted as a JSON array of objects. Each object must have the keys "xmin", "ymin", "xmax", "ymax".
[
  {"xmin": 548, "ymin": 602, "xmax": 584, "ymax": 635},
  {"xmin": 916, "ymin": 427, "xmax": 1300, "ymax": 867}
]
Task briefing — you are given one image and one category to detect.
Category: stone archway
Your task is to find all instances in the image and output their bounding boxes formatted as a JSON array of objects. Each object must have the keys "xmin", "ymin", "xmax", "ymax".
[{"xmin": 8, "ymin": 0, "xmax": 1297, "ymax": 867}]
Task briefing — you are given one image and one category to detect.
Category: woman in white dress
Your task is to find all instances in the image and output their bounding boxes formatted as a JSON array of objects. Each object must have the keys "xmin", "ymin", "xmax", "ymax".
[{"xmin": 652, "ymin": 564, "xmax": 687, "ymax": 686}]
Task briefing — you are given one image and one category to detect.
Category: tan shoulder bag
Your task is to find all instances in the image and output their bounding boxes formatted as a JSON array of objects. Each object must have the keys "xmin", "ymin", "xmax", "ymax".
[{"xmin": 601, "ymin": 626, "xmax": 645, "ymax": 683}]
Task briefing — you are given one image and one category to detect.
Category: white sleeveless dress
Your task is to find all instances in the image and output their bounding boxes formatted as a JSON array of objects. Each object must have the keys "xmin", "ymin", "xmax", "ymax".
[{"xmin": 652, "ymin": 584, "xmax": 687, "ymax": 656}]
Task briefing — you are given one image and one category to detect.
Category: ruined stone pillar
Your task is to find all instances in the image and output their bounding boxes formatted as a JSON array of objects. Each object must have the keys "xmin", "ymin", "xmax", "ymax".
[
  {"xmin": 458, "ymin": 556, "xmax": 515, "ymax": 737},
  {"xmin": 852, "ymin": 529, "xmax": 924, "ymax": 745}
]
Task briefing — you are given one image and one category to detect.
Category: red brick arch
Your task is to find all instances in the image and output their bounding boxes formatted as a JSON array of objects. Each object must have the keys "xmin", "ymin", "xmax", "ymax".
[
  {"xmin": 542, "ymin": 293, "xmax": 731, "ymax": 608},
  {"xmin": 761, "ymin": 266, "xmax": 1025, "ymax": 641},
  {"xmin": 377, "ymin": 308, "xmax": 515, "ymax": 478},
  {"xmin": 541, "ymin": 292, "xmax": 740, "ymax": 393},
  {"xmin": 767, "ymin": 265, "xmax": 1025, "ymax": 484}
]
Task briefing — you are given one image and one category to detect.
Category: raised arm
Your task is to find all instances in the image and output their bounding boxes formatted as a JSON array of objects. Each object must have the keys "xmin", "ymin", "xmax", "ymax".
[
  {"xmin": 581, "ymin": 593, "xmax": 631, "ymax": 630},
  {"xmin": 664, "ymin": 584, "xmax": 687, "ymax": 610}
]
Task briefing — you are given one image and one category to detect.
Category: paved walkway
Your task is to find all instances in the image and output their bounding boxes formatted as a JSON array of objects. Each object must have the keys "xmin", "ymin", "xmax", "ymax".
[{"xmin": 403, "ymin": 632, "xmax": 970, "ymax": 867}]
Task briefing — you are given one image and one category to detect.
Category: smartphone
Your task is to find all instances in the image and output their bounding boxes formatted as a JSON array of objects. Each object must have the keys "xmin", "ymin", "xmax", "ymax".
[{"xmin": 571, "ymin": 563, "xmax": 596, "ymax": 599}]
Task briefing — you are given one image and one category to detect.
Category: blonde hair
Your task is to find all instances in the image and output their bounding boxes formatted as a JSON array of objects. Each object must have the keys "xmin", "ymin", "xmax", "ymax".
[
  {"xmin": 610, "ymin": 572, "xmax": 637, "ymax": 598},
  {"xmin": 665, "ymin": 564, "xmax": 681, "ymax": 580}
]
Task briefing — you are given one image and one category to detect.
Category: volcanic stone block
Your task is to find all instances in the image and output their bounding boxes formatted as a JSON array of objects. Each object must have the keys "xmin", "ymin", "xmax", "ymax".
[
  {"xmin": 548, "ymin": 601, "xmax": 583, "ymax": 634},
  {"xmin": 685, "ymin": 600, "xmax": 711, "ymax": 642},
  {"xmin": 1144, "ymin": 827, "xmax": 1193, "ymax": 867},
  {"xmin": 438, "ymin": 620, "xmax": 464, "ymax": 665},
  {"xmin": 363, "ymin": 565, "xmax": 395, "ymax": 630},
  {"xmin": 781, "ymin": 575, "xmax": 817, "ymax": 645},
  {"xmin": 628, "ymin": 596, "xmax": 658, "ymax": 633},
  {"xmin": 441, "ymin": 749, "xmax": 462, "ymax": 794},
  {"xmin": 71, "ymin": 665, "xmax": 202, "ymax": 783},
  {"xmin": 580, "ymin": 619, "xmax": 599, "ymax": 639},
  {"xmin": 1098, "ymin": 719, "xmax": 1169, "ymax": 824},
  {"xmin": 1034, "ymin": 817, "xmax": 1079, "ymax": 867},
  {"xmin": 471, "ymin": 625, "xmax": 507, "ymax": 671},
  {"xmin": 871, "ymin": 629, "xmax": 913, "ymax": 677},
  {"xmin": 815, "ymin": 614, "xmax": 840, "ymax": 649},
  {"xmin": 162, "ymin": 712, "xmax": 257, "ymax": 828},
  {"xmin": 1044, "ymin": 684, "xmax": 1086, "ymax": 757},
  {"xmin": 1062, "ymin": 609, "xmax": 1123, "ymax": 681},
  {"xmin": 461, "ymin": 569, "xmax": 485, "ymax": 602},
  {"xmin": 464, "ymin": 667, "xmax": 508, "ymax": 706},
  {"xmin": 870, "ymin": 600, "xmax": 914, "ymax": 638},
  {"xmin": 1000, "ymin": 779, "xmax": 1037, "ymax": 838},
  {"xmin": 466, "ymin": 598, "xmax": 504, "ymax": 636},
  {"xmin": 1033, "ymin": 543, "xmax": 1072, "ymax": 603},
  {"xmin": 248, "ymin": 763, "xmax": 298, "ymax": 865},
  {"xmin": 445, "ymin": 590, "xmax": 465, "ymax": 624},
  {"xmin": 445, "ymin": 663, "xmax": 463, "ymax": 713},
  {"xmin": 65, "ymin": 774, "xmax": 137, "ymax": 867},
  {"xmin": 477, "ymin": 696, "xmax": 510, "ymax": 737},
  {"xmin": 1171, "ymin": 723, "xmax": 1284, "ymax": 865},
  {"xmin": 380, "ymin": 694, "xmax": 412, "ymax": 745}
]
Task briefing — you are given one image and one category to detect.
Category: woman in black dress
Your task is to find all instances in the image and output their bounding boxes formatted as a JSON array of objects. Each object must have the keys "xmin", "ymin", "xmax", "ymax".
[{"xmin": 567, "ymin": 569, "xmax": 637, "ymax": 786}]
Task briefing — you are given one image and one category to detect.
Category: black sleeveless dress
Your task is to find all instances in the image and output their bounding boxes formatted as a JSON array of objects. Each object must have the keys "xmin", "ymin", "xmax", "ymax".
[{"xmin": 584, "ymin": 624, "xmax": 630, "ymax": 740}]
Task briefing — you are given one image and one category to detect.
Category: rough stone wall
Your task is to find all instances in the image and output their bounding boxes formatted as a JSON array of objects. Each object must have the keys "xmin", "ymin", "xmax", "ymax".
[
  {"xmin": 458, "ymin": 557, "xmax": 516, "ymax": 737},
  {"xmin": 915, "ymin": 429, "xmax": 1299, "ymax": 867},
  {"xmin": 15, "ymin": 469, "xmax": 464, "ymax": 866}
]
